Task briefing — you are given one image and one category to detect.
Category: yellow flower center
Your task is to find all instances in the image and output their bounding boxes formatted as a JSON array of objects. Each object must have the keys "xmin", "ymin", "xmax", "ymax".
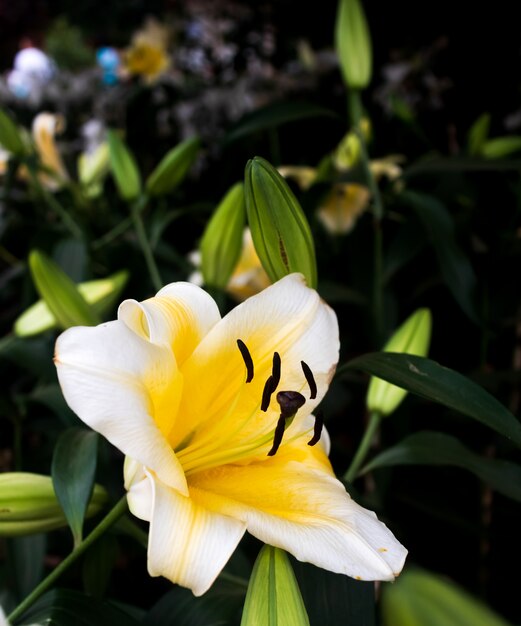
[{"xmin": 174, "ymin": 340, "xmax": 320, "ymax": 477}]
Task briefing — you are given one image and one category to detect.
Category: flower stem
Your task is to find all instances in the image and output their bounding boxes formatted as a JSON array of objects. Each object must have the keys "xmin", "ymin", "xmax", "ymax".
[
  {"xmin": 130, "ymin": 195, "xmax": 163, "ymax": 292},
  {"xmin": 7, "ymin": 496, "xmax": 128, "ymax": 624},
  {"xmin": 347, "ymin": 89, "xmax": 385, "ymax": 340},
  {"xmin": 343, "ymin": 410, "xmax": 382, "ymax": 483},
  {"xmin": 26, "ymin": 164, "xmax": 84, "ymax": 240}
]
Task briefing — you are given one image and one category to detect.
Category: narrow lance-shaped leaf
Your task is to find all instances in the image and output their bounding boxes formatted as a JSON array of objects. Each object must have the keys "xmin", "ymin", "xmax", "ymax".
[
  {"xmin": 366, "ymin": 308, "xmax": 432, "ymax": 416},
  {"xmin": 0, "ymin": 108, "xmax": 26, "ymax": 155},
  {"xmin": 146, "ymin": 136, "xmax": 200, "ymax": 196},
  {"xmin": 201, "ymin": 182, "xmax": 246, "ymax": 288},
  {"xmin": 347, "ymin": 352, "xmax": 521, "ymax": 448},
  {"xmin": 51, "ymin": 428, "xmax": 99, "ymax": 547},
  {"xmin": 15, "ymin": 270, "xmax": 128, "ymax": 337},
  {"xmin": 362, "ymin": 430, "xmax": 521, "ymax": 503},
  {"xmin": 107, "ymin": 130, "xmax": 141, "ymax": 201},
  {"xmin": 28, "ymin": 250, "xmax": 101, "ymax": 329},
  {"xmin": 481, "ymin": 135, "xmax": 521, "ymax": 159},
  {"xmin": 467, "ymin": 113, "xmax": 490, "ymax": 156},
  {"xmin": 382, "ymin": 567, "xmax": 512, "ymax": 626},
  {"xmin": 245, "ymin": 156, "xmax": 317, "ymax": 288},
  {"xmin": 335, "ymin": 0, "xmax": 372, "ymax": 90},
  {"xmin": 241, "ymin": 545, "xmax": 310, "ymax": 626},
  {"xmin": 401, "ymin": 191, "xmax": 478, "ymax": 323}
]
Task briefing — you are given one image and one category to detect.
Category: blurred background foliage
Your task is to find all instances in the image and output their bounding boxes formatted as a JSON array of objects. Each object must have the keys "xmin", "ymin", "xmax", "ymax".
[{"xmin": 1, "ymin": 0, "xmax": 521, "ymax": 624}]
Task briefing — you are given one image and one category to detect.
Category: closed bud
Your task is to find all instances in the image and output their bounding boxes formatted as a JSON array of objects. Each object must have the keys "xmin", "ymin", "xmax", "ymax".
[
  {"xmin": 245, "ymin": 157, "xmax": 317, "ymax": 288},
  {"xmin": 0, "ymin": 108, "xmax": 26, "ymax": 156},
  {"xmin": 0, "ymin": 473, "xmax": 107, "ymax": 536},
  {"xmin": 335, "ymin": 0, "xmax": 373, "ymax": 90},
  {"xmin": 146, "ymin": 136, "xmax": 200, "ymax": 196},
  {"xmin": 241, "ymin": 545, "xmax": 310, "ymax": 626},
  {"xmin": 201, "ymin": 182, "xmax": 246, "ymax": 289},
  {"xmin": 15, "ymin": 270, "xmax": 128, "ymax": 337},
  {"xmin": 367, "ymin": 308, "xmax": 432, "ymax": 416},
  {"xmin": 28, "ymin": 250, "xmax": 101, "ymax": 329},
  {"xmin": 78, "ymin": 142, "xmax": 110, "ymax": 197},
  {"xmin": 107, "ymin": 130, "xmax": 142, "ymax": 201}
]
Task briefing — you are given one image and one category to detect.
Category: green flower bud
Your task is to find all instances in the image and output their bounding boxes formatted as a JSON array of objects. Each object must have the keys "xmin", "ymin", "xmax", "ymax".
[
  {"xmin": 78, "ymin": 142, "xmax": 110, "ymax": 197},
  {"xmin": 335, "ymin": 0, "xmax": 373, "ymax": 90},
  {"xmin": 145, "ymin": 136, "xmax": 200, "ymax": 196},
  {"xmin": 245, "ymin": 157, "xmax": 317, "ymax": 288},
  {"xmin": 241, "ymin": 545, "xmax": 310, "ymax": 626},
  {"xmin": 107, "ymin": 130, "xmax": 142, "ymax": 202},
  {"xmin": 28, "ymin": 250, "xmax": 101, "ymax": 329},
  {"xmin": 0, "ymin": 473, "xmax": 107, "ymax": 536},
  {"xmin": 15, "ymin": 270, "xmax": 128, "ymax": 337},
  {"xmin": 367, "ymin": 308, "xmax": 432, "ymax": 416},
  {"xmin": 200, "ymin": 182, "xmax": 246, "ymax": 289}
]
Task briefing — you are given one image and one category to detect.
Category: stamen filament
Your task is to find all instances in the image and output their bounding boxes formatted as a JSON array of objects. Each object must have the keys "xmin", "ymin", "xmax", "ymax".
[{"xmin": 237, "ymin": 339, "xmax": 254, "ymax": 383}]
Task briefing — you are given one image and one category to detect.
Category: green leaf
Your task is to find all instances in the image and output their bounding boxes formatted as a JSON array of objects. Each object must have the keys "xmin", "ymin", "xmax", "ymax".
[
  {"xmin": 82, "ymin": 534, "xmax": 119, "ymax": 599},
  {"xmin": 292, "ymin": 559, "xmax": 375, "ymax": 626},
  {"xmin": 0, "ymin": 108, "xmax": 26, "ymax": 155},
  {"xmin": 144, "ymin": 579, "xmax": 246, "ymax": 626},
  {"xmin": 381, "ymin": 567, "xmax": 512, "ymax": 626},
  {"xmin": 346, "ymin": 352, "xmax": 521, "ymax": 447},
  {"xmin": 362, "ymin": 431, "xmax": 521, "ymax": 502},
  {"xmin": 16, "ymin": 589, "xmax": 142, "ymax": 626},
  {"xmin": 15, "ymin": 270, "xmax": 127, "ymax": 337},
  {"xmin": 481, "ymin": 135, "xmax": 521, "ymax": 159},
  {"xmin": 401, "ymin": 191, "xmax": 478, "ymax": 322},
  {"xmin": 335, "ymin": 0, "xmax": 373, "ymax": 90},
  {"xmin": 245, "ymin": 156, "xmax": 317, "ymax": 288},
  {"xmin": 467, "ymin": 113, "xmax": 490, "ymax": 156},
  {"xmin": 107, "ymin": 130, "xmax": 142, "ymax": 202},
  {"xmin": 201, "ymin": 182, "xmax": 246, "ymax": 288},
  {"xmin": 9, "ymin": 534, "xmax": 46, "ymax": 600},
  {"xmin": 145, "ymin": 136, "xmax": 200, "ymax": 196},
  {"xmin": 51, "ymin": 428, "xmax": 99, "ymax": 546},
  {"xmin": 241, "ymin": 545, "xmax": 310, "ymax": 626},
  {"xmin": 223, "ymin": 101, "xmax": 338, "ymax": 146},
  {"xmin": 28, "ymin": 250, "xmax": 101, "ymax": 329}
]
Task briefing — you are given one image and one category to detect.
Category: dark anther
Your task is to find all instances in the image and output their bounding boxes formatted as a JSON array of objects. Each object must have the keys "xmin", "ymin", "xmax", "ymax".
[
  {"xmin": 267, "ymin": 416, "xmax": 286, "ymax": 456},
  {"xmin": 301, "ymin": 361, "xmax": 317, "ymax": 399},
  {"xmin": 261, "ymin": 376, "xmax": 275, "ymax": 412},
  {"xmin": 307, "ymin": 413, "xmax": 324, "ymax": 446},
  {"xmin": 276, "ymin": 390, "xmax": 306, "ymax": 419},
  {"xmin": 271, "ymin": 352, "xmax": 281, "ymax": 387},
  {"xmin": 237, "ymin": 339, "xmax": 254, "ymax": 383}
]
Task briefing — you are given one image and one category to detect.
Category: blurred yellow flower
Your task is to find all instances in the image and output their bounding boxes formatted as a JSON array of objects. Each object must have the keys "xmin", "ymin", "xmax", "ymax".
[
  {"xmin": 317, "ymin": 182, "xmax": 370, "ymax": 234},
  {"xmin": 0, "ymin": 112, "xmax": 69, "ymax": 190},
  {"xmin": 226, "ymin": 229, "xmax": 271, "ymax": 301},
  {"xmin": 124, "ymin": 18, "xmax": 170, "ymax": 83}
]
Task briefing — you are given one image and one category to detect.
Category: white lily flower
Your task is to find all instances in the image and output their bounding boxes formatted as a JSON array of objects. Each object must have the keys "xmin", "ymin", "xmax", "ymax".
[{"xmin": 55, "ymin": 274, "xmax": 406, "ymax": 596}]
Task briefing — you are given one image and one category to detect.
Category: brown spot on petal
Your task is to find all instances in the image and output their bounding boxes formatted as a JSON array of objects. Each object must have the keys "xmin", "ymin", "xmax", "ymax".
[{"xmin": 378, "ymin": 548, "xmax": 388, "ymax": 553}]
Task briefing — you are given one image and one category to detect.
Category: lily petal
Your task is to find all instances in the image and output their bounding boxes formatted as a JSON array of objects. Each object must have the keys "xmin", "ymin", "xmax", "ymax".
[
  {"xmin": 190, "ymin": 444, "xmax": 406, "ymax": 581},
  {"xmin": 148, "ymin": 474, "xmax": 246, "ymax": 596},
  {"xmin": 55, "ymin": 321, "xmax": 187, "ymax": 495},
  {"xmin": 175, "ymin": 274, "xmax": 339, "ymax": 448},
  {"xmin": 119, "ymin": 282, "xmax": 221, "ymax": 366}
]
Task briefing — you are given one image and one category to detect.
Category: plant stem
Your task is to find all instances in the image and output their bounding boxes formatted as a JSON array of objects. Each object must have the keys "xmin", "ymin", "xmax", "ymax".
[
  {"xmin": 343, "ymin": 410, "xmax": 382, "ymax": 483},
  {"xmin": 347, "ymin": 89, "xmax": 385, "ymax": 339},
  {"xmin": 130, "ymin": 195, "xmax": 163, "ymax": 291},
  {"xmin": 7, "ymin": 496, "xmax": 128, "ymax": 624},
  {"xmin": 26, "ymin": 165, "xmax": 84, "ymax": 240}
]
